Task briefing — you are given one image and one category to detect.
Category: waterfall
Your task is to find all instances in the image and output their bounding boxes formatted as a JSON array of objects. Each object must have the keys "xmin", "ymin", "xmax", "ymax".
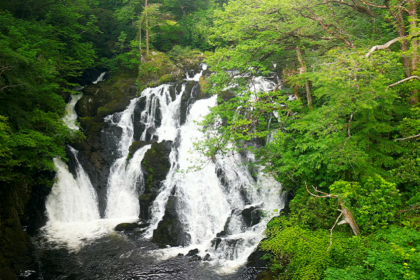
[
  {"xmin": 63, "ymin": 93, "xmax": 83, "ymax": 130},
  {"xmin": 104, "ymin": 98, "xmax": 152, "ymax": 219},
  {"xmin": 92, "ymin": 72, "xmax": 106, "ymax": 84},
  {"xmin": 43, "ymin": 147, "xmax": 102, "ymax": 249},
  {"xmin": 186, "ymin": 64, "xmax": 208, "ymax": 81},
  {"xmin": 139, "ymin": 84, "xmax": 185, "ymax": 142},
  {"xmin": 146, "ymin": 89, "xmax": 283, "ymax": 271},
  {"xmin": 42, "ymin": 65, "xmax": 284, "ymax": 271}
]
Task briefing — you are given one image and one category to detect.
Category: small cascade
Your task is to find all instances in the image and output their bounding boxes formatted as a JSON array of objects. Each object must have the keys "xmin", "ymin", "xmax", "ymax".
[
  {"xmin": 186, "ymin": 64, "xmax": 208, "ymax": 81},
  {"xmin": 43, "ymin": 147, "xmax": 101, "ymax": 249},
  {"xmin": 105, "ymin": 145, "xmax": 151, "ymax": 219},
  {"xmin": 104, "ymin": 98, "xmax": 151, "ymax": 219},
  {"xmin": 63, "ymin": 93, "xmax": 83, "ymax": 130},
  {"xmin": 92, "ymin": 72, "xmax": 106, "ymax": 84},
  {"xmin": 139, "ymin": 84, "xmax": 186, "ymax": 142}
]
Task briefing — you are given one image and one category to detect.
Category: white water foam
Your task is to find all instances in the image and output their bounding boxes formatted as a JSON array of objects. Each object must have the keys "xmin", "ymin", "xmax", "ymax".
[
  {"xmin": 186, "ymin": 64, "xmax": 207, "ymax": 81},
  {"xmin": 105, "ymin": 98, "xmax": 151, "ymax": 219},
  {"xmin": 145, "ymin": 83, "xmax": 283, "ymax": 272},
  {"xmin": 139, "ymin": 84, "xmax": 186, "ymax": 142},
  {"xmin": 92, "ymin": 72, "xmax": 106, "ymax": 84},
  {"xmin": 63, "ymin": 93, "xmax": 83, "ymax": 130}
]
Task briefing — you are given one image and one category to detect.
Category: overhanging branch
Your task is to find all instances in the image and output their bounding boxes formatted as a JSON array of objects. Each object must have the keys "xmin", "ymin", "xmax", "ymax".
[
  {"xmin": 387, "ymin": 76, "xmax": 420, "ymax": 90},
  {"xmin": 365, "ymin": 36, "xmax": 407, "ymax": 57}
]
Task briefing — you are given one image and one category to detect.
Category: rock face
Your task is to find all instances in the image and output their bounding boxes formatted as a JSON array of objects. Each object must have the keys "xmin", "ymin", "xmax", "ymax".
[
  {"xmin": 139, "ymin": 141, "xmax": 172, "ymax": 221},
  {"xmin": 0, "ymin": 180, "xmax": 51, "ymax": 280},
  {"xmin": 152, "ymin": 190, "xmax": 191, "ymax": 248}
]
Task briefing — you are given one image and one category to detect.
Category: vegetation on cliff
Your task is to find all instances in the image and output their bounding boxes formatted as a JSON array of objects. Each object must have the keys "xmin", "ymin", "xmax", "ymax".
[{"xmin": 195, "ymin": 0, "xmax": 420, "ymax": 279}]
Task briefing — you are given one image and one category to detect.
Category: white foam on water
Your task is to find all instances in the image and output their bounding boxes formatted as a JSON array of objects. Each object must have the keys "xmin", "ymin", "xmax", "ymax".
[{"xmin": 63, "ymin": 94, "xmax": 83, "ymax": 130}]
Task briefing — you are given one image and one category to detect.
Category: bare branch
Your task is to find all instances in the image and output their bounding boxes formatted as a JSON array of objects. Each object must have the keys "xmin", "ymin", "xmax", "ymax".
[
  {"xmin": 365, "ymin": 36, "xmax": 407, "ymax": 57},
  {"xmin": 0, "ymin": 84, "xmax": 25, "ymax": 92},
  {"xmin": 359, "ymin": 0, "xmax": 386, "ymax": 8},
  {"xmin": 394, "ymin": 134, "xmax": 420, "ymax": 141},
  {"xmin": 327, "ymin": 211, "xmax": 343, "ymax": 253},
  {"xmin": 341, "ymin": 112, "xmax": 354, "ymax": 149},
  {"xmin": 387, "ymin": 76, "xmax": 420, "ymax": 90},
  {"xmin": 305, "ymin": 182, "xmax": 337, "ymax": 198}
]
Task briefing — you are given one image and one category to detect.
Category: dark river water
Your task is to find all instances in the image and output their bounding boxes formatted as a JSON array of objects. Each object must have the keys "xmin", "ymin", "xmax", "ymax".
[{"xmin": 26, "ymin": 230, "xmax": 263, "ymax": 280}]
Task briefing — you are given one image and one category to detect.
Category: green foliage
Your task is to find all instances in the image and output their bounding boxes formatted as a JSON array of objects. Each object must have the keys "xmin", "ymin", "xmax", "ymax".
[
  {"xmin": 260, "ymin": 217, "xmax": 367, "ymax": 280},
  {"xmin": 330, "ymin": 175, "xmax": 402, "ymax": 233},
  {"xmin": 0, "ymin": 2, "xmax": 96, "ymax": 184},
  {"xmin": 325, "ymin": 227, "xmax": 420, "ymax": 280},
  {"xmin": 288, "ymin": 188, "xmax": 338, "ymax": 231}
]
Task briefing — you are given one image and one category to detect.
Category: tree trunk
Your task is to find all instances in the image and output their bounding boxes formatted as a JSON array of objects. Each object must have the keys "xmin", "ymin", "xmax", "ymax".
[
  {"xmin": 145, "ymin": 0, "xmax": 149, "ymax": 56},
  {"xmin": 296, "ymin": 47, "xmax": 312, "ymax": 108},
  {"xmin": 337, "ymin": 199, "xmax": 360, "ymax": 236},
  {"xmin": 408, "ymin": 4, "xmax": 419, "ymax": 104}
]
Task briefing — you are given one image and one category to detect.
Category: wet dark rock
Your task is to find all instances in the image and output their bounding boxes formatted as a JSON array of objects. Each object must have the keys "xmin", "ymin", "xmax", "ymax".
[
  {"xmin": 114, "ymin": 223, "xmax": 141, "ymax": 232},
  {"xmin": 242, "ymin": 206, "xmax": 263, "ymax": 227},
  {"xmin": 189, "ymin": 255, "xmax": 202, "ymax": 262},
  {"xmin": 246, "ymin": 243, "xmax": 269, "ymax": 268},
  {"xmin": 186, "ymin": 249, "xmax": 199, "ymax": 257},
  {"xmin": 139, "ymin": 141, "xmax": 172, "ymax": 221},
  {"xmin": 211, "ymin": 238, "xmax": 222, "ymax": 250},
  {"xmin": 127, "ymin": 141, "xmax": 148, "ymax": 161},
  {"xmin": 203, "ymin": 254, "xmax": 211, "ymax": 261},
  {"xmin": 152, "ymin": 191, "xmax": 191, "ymax": 248},
  {"xmin": 0, "ymin": 179, "xmax": 51, "ymax": 280}
]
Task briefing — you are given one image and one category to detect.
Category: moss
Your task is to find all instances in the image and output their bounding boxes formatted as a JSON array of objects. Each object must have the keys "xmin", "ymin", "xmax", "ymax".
[
  {"xmin": 96, "ymin": 99, "xmax": 130, "ymax": 119},
  {"xmin": 158, "ymin": 73, "xmax": 176, "ymax": 84},
  {"xmin": 255, "ymin": 270, "xmax": 276, "ymax": 280},
  {"xmin": 127, "ymin": 141, "xmax": 148, "ymax": 161},
  {"xmin": 198, "ymin": 76, "xmax": 211, "ymax": 100},
  {"xmin": 79, "ymin": 117, "xmax": 105, "ymax": 140}
]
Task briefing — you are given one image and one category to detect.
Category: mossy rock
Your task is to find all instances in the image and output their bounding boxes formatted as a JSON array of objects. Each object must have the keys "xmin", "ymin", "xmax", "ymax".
[
  {"xmin": 139, "ymin": 141, "xmax": 172, "ymax": 221},
  {"xmin": 255, "ymin": 270, "xmax": 276, "ymax": 280},
  {"xmin": 114, "ymin": 223, "xmax": 140, "ymax": 232},
  {"xmin": 79, "ymin": 116, "xmax": 105, "ymax": 140},
  {"xmin": 218, "ymin": 90, "xmax": 236, "ymax": 104},
  {"xmin": 127, "ymin": 141, "xmax": 148, "ymax": 161},
  {"xmin": 151, "ymin": 194, "xmax": 190, "ymax": 248},
  {"xmin": 198, "ymin": 76, "xmax": 211, "ymax": 99}
]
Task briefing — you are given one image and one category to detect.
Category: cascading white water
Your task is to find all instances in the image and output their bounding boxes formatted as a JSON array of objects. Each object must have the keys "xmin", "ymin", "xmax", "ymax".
[
  {"xmin": 105, "ymin": 98, "xmax": 151, "ymax": 219},
  {"xmin": 186, "ymin": 63, "xmax": 208, "ymax": 81},
  {"xmin": 43, "ymin": 88, "xmax": 151, "ymax": 250},
  {"xmin": 105, "ymin": 145, "xmax": 151, "ymax": 219},
  {"xmin": 92, "ymin": 72, "xmax": 106, "ymax": 84},
  {"xmin": 43, "ymin": 147, "xmax": 102, "ymax": 249},
  {"xmin": 146, "ymin": 76, "xmax": 283, "ymax": 272},
  {"xmin": 63, "ymin": 93, "xmax": 83, "ymax": 130}
]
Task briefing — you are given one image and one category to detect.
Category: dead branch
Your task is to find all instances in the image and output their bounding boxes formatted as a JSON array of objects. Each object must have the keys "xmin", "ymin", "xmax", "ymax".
[
  {"xmin": 273, "ymin": 80, "xmax": 289, "ymax": 92},
  {"xmin": 359, "ymin": 0, "xmax": 387, "ymax": 9},
  {"xmin": 0, "ymin": 84, "xmax": 25, "ymax": 92},
  {"xmin": 305, "ymin": 182, "xmax": 337, "ymax": 198},
  {"xmin": 342, "ymin": 112, "xmax": 354, "ymax": 149},
  {"xmin": 394, "ymin": 134, "xmax": 420, "ymax": 141},
  {"xmin": 365, "ymin": 36, "xmax": 407, "ymax": 57},
  {"xmin": 387, "ymin": 76, "xmax": 420, "ymax": 90},
  {"xmin": 305, "ymin": 182, "xmax": 360, "ymax": 236},
  {"xmin": 327, "ymin": 211, "xmax": 343, "ymax": 253}
]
